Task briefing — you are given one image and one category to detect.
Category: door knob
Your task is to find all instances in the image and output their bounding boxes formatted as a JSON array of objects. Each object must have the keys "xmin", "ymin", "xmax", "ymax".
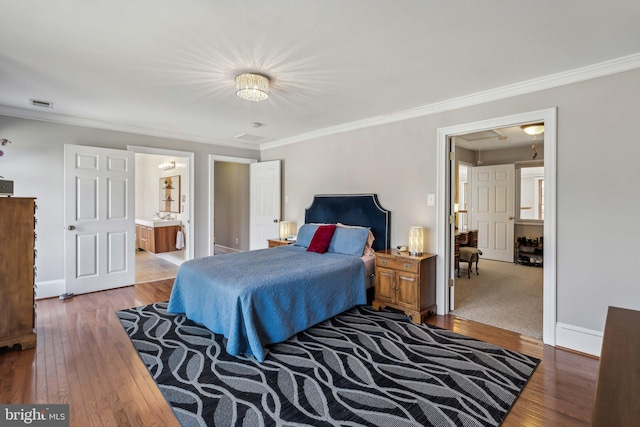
[
  {"xmin": 68, "ymin": 225, "xmax": 76, "ymax": 230},
  {"xmin": 508, "ymin": 216, "xmax": 515, "ymax": 220}
]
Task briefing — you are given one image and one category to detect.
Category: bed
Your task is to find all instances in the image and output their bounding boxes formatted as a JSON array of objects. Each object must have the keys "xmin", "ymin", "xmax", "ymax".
[{"xmin": 167, "ymin": 194, "xmax": 391, "ymax": 362}]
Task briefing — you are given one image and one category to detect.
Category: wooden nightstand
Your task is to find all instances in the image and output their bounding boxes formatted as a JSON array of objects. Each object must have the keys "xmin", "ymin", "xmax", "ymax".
[
  {"xmin": 267, "ymin": 238, "xmax": 294, "ymax": 248},
  {"xmin": 372, "ymin": 249, "xmax": 436, "ymax": 323}
]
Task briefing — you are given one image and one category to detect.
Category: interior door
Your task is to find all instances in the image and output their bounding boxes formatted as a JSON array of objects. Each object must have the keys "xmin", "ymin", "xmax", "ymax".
[
  {"xmin": 64, "ymin": 144, "xmax": 135, "ymax": 294},
  {"xmin": 470, "ymin": 164, "xmax": 515, "ymax": 262},
  {"xmin": 249, "ymin": 160, "xmax": 281, "ymax": 250}
]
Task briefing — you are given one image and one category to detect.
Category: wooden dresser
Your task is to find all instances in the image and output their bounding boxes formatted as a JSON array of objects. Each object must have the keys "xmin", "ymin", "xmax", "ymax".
[
  {"xmin": 372, "ymin": 249, "xmax": 436, "ymax": 323},
  {"xmin": 0, "ymin": 197, "xmax": 37, "ymax": 350}
]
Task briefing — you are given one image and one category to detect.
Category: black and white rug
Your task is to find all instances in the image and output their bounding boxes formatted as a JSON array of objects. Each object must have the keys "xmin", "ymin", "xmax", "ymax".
[{"xmin": 116, "ymin": 303, "xmax": 539, "ymax": 427}]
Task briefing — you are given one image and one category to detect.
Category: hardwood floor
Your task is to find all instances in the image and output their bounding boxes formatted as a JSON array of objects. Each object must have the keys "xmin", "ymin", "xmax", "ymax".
[
  {"xmin": 0, "ymin": 280, "xmax": 599, "ymax": 426},
  {"xmin": 135, "ymin": 250, "xmax": 179, "ymax": 284}
]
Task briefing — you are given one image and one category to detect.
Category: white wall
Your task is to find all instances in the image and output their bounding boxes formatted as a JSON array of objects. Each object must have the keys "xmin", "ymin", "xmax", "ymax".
[
  {"xmin": 0, "ymin": 116, "xmax": 259, "ymax": 289},
  {"xmin": 261, "ymin": 68, "xmax": 640, "ymax": 354},
  {"xmin": 135, "ymin": 153, "xmax": 189, "ymax": 223}
]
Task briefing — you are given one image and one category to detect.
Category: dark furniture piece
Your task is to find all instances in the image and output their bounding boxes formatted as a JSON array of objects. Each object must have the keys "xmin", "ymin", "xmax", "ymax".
[
  {"xmin": 0, "ymin": 197, "xmax": 37, "ymax": 350},
  {"xmin": 591, "ymin": 306, "xmax": 640, "ymax": 426},
  {"xmin": 455, "ymin": 229, "xmax": 479, "ymax": 278}
]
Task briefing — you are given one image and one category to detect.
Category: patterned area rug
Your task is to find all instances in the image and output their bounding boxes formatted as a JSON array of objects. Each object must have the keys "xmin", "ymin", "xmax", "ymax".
[{"xmin": 116, "ymin": 303, "xmax": 539, "ymax": 427}]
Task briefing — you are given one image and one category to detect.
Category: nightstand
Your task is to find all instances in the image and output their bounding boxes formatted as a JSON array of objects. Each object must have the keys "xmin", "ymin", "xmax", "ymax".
[
  {"xmin": 372, "ymin": 249, "xmax": 436, "ymax": 323},
  {"xmin": 267, "ymin": 238, "xmax": 294, "ymax": 248}
]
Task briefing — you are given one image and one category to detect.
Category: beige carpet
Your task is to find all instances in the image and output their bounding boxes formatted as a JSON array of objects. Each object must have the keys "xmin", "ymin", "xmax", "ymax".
[{"xmin": 452, "ymin": 259, "xmax": 543, "ymax": 338}]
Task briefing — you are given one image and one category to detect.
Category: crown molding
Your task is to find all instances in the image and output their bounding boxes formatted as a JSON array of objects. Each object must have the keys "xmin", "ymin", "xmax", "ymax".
[
  {"xmin": 261, "ymin": 52, "xmax": 640, "ymax": 151},
  {"xmin": 2, "ymin": 52, "xmax": 639, "ymax": 153},
  {"xmin": 0, "ymin": 105, "xmax": 260, "ymax": 152}
]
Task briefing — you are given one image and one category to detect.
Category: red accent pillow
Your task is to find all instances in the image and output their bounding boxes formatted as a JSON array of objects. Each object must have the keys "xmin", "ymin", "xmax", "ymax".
[{"xmin": 307, "ymin": 224, "xmax": 337, "ymax": 254}]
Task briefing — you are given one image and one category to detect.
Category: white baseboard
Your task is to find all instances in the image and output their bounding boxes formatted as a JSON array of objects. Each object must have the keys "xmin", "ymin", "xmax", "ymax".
[
  {"xmin": 555, "ymin": 322, "xmax": 603, "ymax": 357},
  {"xmin": 35, "ymin": 279, "xmax": 65, "ymax": 300}
]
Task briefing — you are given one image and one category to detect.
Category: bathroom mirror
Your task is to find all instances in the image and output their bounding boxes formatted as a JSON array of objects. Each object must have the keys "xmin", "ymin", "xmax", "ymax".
[
  {"xmin": 516, "ymin": 162, "xmax": 543, "ymax": 223},
  {"xmin": 159, "ymin": 175, "xmax": 181, "ymax": 213}
]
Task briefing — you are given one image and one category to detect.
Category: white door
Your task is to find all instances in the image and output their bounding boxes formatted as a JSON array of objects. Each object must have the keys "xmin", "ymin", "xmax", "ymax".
[
  {"xmin": 64, "ymin": 145, "xmax": 135, "ymax": 294},
  {"xmin": 249, "ymin": 160, "xmax": 281, "ymax": 250},
  {"xmin": 470, "ymin": 164, "xmax": 515, "ymax": 262}
]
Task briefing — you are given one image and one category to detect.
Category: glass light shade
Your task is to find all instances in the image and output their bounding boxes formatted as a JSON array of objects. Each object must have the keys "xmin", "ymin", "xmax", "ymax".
[
  {"xmin": 279, "ymin": 221, "xmax": 291, "ymax": 240},
  {"xmin": 521, "ymin": 123, "xmax": 544, "ymax": 136},
  {"xmin": 158, "ymin": 161, "xmax": 175, "ymax": 170},
  {"xmin": 408, "ymin": 226, "xmax": 424, "ymax": 256},
  {"xmin": 236, "ymin": 73, "xmax": 269, "ymax": 102}
]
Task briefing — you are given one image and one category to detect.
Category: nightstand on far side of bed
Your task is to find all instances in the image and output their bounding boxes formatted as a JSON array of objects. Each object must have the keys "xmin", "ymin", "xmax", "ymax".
[
  {"xmin": 267, "ymin": 239, "xmax": 294, "ymax": 248},
  {"xmin": 372, "ymin": 249, "xmax": 436, "ymax": 323}
]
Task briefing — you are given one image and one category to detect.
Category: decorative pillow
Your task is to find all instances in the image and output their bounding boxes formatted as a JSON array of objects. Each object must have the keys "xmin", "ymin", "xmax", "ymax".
[
  {"xmin": 328, "ymin": 226, "xmax": 370, "ymax": 256},
  {"xmin": 336, "ymin": 223, "xmax": 376, "ymax": 255},
  {"xmin": 307, "ymin": 224, "xmax": 337, "ymax": 254},
  {"xmin": 294, "ymin": 224, "xmax": 321, "ymax": 248}
]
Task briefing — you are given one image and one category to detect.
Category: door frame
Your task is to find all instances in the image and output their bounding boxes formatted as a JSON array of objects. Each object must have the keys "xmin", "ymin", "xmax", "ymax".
[
  {"xmin": 128, "ymin": 145, "xmax": 195, "ymax": 261},
  {"xmin": 436, "ymin": 107, "xmax": 557, "ymax": 346},
  {"xmin": 208, "ymin": 155, "xmax": 258, "ymax": 256}
]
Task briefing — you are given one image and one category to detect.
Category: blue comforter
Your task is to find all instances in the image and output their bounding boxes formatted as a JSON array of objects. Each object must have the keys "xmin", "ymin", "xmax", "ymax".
[{"xmin": 167, "ymin": 245, "xmax": 366, "ymax": 362}]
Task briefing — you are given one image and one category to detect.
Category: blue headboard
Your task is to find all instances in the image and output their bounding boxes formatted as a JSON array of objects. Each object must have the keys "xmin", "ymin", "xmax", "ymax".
[{"xmin": 304, "ymin": 194, "xmax": 391, "ymax": 252}]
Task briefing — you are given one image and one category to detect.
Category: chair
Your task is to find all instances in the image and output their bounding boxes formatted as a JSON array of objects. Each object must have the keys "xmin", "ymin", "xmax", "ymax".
[{"xmin": 458, "ymin": 247, "xmax": 482, "ymax": 278}]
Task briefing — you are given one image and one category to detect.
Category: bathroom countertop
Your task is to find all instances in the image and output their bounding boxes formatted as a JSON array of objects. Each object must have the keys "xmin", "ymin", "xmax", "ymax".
[{"xmin": 135, "ymin": 219, "xmax": 181, "ymax": 227}]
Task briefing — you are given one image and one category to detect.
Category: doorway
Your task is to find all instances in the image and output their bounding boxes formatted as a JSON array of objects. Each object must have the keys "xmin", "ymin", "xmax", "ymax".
[
  {"xmin": 129, "ymin": 145, "xmax": 195, "ymax": 283},
  {"xmin": 452, "ymin": 130, "xmax": 543, "ymax": 338},
  {"xmin": 436, "ymin": 108, "xmax": 557, "ymax": 346},
  {"xmin": 208, "ymin": 155, "xmax": 257, "ymax": 256}
]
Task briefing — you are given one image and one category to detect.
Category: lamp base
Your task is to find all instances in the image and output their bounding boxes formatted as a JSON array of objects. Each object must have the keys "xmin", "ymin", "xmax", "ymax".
[{"xmin": 409, "ymin": 251, "xmax": 423, "ymax": 257}]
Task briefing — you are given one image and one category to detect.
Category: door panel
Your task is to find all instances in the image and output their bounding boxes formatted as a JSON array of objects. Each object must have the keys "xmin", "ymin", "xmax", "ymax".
[
  {"xmin": 65, "ymin": 144, "xmax": 135, "ymax": 294},
  {"xmin": 471, "ymin": 164, "xmax": 514, "ymax": 262},
  {"xmin": 249, "ymin": 160, "xmax": 281, "ymax": 250}
]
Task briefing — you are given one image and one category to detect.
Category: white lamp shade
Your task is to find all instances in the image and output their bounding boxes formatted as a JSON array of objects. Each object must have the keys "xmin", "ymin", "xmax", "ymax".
[
  {"xmin": 279, "ymin": 221, "xmax": 291, "ymax": 240},
  {"xmin": 408, "ymin": 226, "xmax": 425, "ymax": 256}
]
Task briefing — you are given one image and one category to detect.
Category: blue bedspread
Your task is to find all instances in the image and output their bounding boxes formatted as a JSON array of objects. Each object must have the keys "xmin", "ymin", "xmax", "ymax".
[{"xmin": 167, "ymin": 245, "xmax": 366, "ymax": 362}]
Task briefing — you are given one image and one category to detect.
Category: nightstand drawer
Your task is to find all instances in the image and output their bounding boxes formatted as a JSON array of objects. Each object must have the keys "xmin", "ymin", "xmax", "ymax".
[{"xmin": 375, "ymin": 256, "xmax": 418, "ymax": 273}]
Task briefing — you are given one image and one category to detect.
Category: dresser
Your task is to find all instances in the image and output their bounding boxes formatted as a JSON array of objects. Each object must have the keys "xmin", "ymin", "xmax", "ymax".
[
  {"xmin": 0, "ymin": 197, "xmax": 37, "ymax": 350},
  {"xmin": 372, "ymin": 249, "xmax": 436, "ymax": 323}
]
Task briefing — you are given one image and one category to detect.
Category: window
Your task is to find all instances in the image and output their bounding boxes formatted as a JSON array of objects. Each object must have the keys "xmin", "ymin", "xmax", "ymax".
[{"xmin": 516, "ymin": 162, "xmax": 544, "ymax": 223}]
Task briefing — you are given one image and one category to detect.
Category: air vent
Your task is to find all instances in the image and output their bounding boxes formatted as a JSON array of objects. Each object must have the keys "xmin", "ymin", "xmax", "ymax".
[
  {"xmin": 235, "ymin": 133, "xmax": 263, "ymax": 142},
  {"xmin": 30, "ymin": 99, "xmax": 53, "ymax": 109},
  {"xmin": 458, "ymin": 130, "xmax": 500, "ymax": 141}
]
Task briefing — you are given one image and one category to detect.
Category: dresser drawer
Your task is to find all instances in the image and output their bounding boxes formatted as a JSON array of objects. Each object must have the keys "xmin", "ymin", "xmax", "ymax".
[{"xmin": 375, "ymin": 256, "xmax": 419, "ymax": 274}]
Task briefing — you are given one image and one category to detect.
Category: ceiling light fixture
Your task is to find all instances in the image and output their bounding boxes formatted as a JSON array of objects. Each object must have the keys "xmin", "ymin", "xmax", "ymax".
[
  {"xmin": 236, "ymin": 73, "xmax": 270, "ymax": 102},
  {"xmin": 521, "ymin": 123, "xmax": 544, "ymax": 136}
]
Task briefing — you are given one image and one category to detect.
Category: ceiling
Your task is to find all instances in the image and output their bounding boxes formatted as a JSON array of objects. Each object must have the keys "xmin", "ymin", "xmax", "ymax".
[
  {"xmin": 1, "ymin": 1, "xmax": 639, "ymax": 150},
  {"xmin": 455, "ymin": 125, "xmax": 544, "ymax": 151}
]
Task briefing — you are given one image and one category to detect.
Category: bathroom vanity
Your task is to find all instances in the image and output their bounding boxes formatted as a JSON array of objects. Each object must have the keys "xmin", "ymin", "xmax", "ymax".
[{"xmin": 135, "ymin": 219, "xmax": 181, "ymax": 253}]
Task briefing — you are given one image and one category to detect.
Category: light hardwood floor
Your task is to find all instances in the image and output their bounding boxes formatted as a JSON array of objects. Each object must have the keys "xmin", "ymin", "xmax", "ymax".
[
  {"xmin": 0, "ymin": 280, "xmax": 599, "ymax": 426},
  {"xmin": 135, "ymin": 250, "xmax": 179, "ymax": 284}
]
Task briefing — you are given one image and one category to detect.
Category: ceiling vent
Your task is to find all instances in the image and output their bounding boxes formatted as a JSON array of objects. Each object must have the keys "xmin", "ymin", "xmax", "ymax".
[
  {"xmin": 235, "ymin": 133, "xmax": 263, "ymax": 142},
  {"xmin": 30, "ymin": 99, "xmax": 53, "ymax": 109},
  {"xmin": 458, "ymin": 129, "xmax": 501, "ymax": 141}
]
